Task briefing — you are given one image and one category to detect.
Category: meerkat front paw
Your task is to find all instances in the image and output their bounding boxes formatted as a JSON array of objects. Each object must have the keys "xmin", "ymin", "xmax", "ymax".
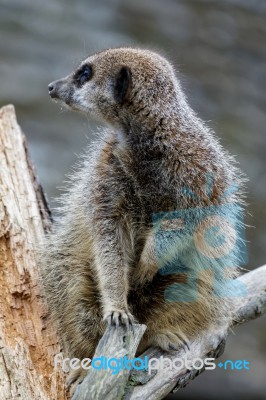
[
  {"xmin": 103, "ymin": 309, "xmax": 135, "ymax": 328},
  {"xmin": 151, "ymin": 331, "xmax": 190, "ymax": 352}
]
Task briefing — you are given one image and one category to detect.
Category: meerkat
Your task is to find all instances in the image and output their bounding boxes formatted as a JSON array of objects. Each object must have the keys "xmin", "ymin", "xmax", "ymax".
[{"xmin": 42, "ymin": 47, "xmax": 246, "ymax": 379}]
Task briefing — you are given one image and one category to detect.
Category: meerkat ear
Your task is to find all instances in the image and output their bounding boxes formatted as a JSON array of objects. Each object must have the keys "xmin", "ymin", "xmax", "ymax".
[{"xmin": 114, "ymin": 66, "xmax": 132, "ymax": 104}]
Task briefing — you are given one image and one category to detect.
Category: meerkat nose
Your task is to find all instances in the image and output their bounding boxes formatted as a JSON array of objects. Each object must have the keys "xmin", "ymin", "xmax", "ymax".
[{"xmin": 48, "ymin": 81, "xmax": 59, "ymax": 98}]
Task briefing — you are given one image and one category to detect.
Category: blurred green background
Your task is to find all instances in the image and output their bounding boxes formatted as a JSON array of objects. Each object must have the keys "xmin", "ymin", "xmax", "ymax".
[{"xmin": 0, "ymin": 0, "xmax": 265, "ymax": 398}]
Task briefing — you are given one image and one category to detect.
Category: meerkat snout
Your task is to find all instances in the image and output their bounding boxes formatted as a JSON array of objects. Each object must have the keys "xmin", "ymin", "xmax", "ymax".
[{"xmin": 48, "ymin": 81, "xmax": 59, "ymax": 98}]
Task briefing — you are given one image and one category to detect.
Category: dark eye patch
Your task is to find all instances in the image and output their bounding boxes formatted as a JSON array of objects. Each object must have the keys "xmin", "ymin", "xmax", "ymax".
[{"xmin": 74, "ymin": 64, "xmax": 93, "ymax": 87}]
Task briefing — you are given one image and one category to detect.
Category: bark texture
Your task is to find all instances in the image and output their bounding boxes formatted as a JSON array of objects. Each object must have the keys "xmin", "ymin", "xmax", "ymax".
[{"xmin": 0, "ymin": 105, "xmax": 65, "ymax": 400}]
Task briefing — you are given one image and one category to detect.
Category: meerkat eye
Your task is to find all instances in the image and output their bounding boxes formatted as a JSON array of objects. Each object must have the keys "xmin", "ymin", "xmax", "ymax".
[{"xmin": 74, "ymin": 64, "xmax": 93, "ymax": 87}]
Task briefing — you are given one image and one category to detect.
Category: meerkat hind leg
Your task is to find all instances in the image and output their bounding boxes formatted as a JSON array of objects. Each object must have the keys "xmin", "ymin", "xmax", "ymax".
[{"xmin": 149, "ymin": 329, "xmax": 190, "ymax": 352}]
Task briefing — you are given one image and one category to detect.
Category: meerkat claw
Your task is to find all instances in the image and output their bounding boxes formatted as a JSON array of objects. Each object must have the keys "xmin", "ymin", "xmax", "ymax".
[
  {"xmin": 169, "ymin": 343, "xmax": 179, "ymax": 351},
  {"xmin": 103, "ymin": 314, "xmax": 112, "ymax": 326},
  {"xmin": 103, "ymin": 310, "xmax": 134, "ymax": 328},
  {"xmin": 184, "ymin": 340, "xmax": 191, "ymax": 351},
  {"xmin": 112, "ymin": 311, "xmax": 120, "ymax": 327}
]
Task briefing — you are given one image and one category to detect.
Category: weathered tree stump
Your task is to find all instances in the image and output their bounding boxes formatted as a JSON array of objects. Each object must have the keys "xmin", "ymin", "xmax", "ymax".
[{"xmin": 0, "ymin": 105, "xmax": 65, "ymax": 400}]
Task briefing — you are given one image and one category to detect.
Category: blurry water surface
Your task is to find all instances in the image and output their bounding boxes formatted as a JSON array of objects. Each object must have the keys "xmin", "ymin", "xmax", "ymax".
[{"xmin": 0, "ymin": 0, "xmax": 265, "ymax": 398}]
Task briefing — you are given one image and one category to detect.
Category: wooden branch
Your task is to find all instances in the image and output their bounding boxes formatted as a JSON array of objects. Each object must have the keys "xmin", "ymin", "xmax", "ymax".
[
  {"xmin": 0, "ymin": 105, "xmax": 65, "ymax": 400},
  {"xmin": 74, "ymin": 265, "xmax": 266, "ymax": 400},
  {"xmin": 72, "ymin": 325, "xmax": 146, "ymax": 400}
]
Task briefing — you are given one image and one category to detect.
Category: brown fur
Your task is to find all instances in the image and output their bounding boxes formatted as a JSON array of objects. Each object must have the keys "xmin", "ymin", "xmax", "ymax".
[{"xmin": 41, "ymin": 48, "xmax": 246, "ymax": 364}]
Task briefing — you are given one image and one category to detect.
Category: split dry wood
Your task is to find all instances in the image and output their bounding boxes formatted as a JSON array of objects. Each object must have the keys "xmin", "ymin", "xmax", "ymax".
[{"xmin": 0, "ymin": 105, "xmax": 65, "ymax": 400}]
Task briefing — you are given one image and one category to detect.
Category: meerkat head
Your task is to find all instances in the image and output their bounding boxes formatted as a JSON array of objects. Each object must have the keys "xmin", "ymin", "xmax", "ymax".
[{"xmin": 48, "ymin": 47, "xmax": 180, "ymax": 128}]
